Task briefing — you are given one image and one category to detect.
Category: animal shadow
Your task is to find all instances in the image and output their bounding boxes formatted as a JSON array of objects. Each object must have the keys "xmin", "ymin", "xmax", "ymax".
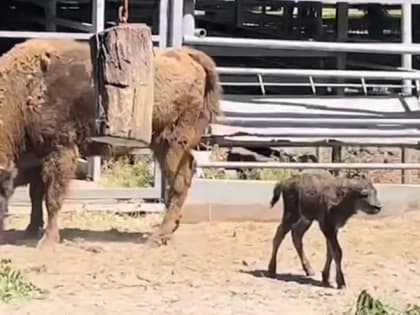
[
  {"xmin": 241, "ymin": 269, "xmax": 327, "ymax": 288},
  {"xmin": 2, "ymin": 228, "xmax": 152, "ymax": 247}
]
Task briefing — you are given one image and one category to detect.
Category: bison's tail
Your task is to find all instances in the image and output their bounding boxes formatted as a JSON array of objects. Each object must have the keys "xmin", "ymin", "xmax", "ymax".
[
  {"xmin": 270, "ymin": 181, "xmax": 283, "ymax": 208},
  {"xmin": 186, "ymin": 47, "xmax": 223, "ymax": 122}
]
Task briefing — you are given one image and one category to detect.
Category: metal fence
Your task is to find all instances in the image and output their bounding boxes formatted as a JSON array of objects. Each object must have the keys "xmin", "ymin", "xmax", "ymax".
[{"xmin": 3, "ymin": 0, "xmax": 420, "ymax": 209}]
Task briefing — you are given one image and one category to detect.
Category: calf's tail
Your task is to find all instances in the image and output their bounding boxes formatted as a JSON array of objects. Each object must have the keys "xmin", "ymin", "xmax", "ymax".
[
  {"xmin": 185, "ymin": 47, "xmax": 223, "ymax": 122},
  {"xmin": 270, "ymin": 181, "xmax": 283, "ymax": 208}
]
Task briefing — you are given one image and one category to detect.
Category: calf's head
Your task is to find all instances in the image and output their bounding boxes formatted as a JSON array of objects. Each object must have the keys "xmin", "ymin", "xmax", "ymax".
[
  {"xmin": 0, "ymin": 161, "xmax": 18, "ymax": 219},
  {"xmin": 348, "ymin": 177, "xmax": 382, "ymax": 215}
]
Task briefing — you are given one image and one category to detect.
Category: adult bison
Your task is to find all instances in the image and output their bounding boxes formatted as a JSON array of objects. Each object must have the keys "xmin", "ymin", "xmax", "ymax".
[
  {"xmin": 267, "ymin": 170, "xmax": 382, "ymax": 289},
  {"xmin": 0, "ymin": 38, "xmax": 222, "ymax": 248}
]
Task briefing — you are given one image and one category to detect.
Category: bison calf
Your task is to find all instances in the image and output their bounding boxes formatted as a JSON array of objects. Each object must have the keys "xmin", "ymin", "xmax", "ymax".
[{"xmin": 267, "ymin": 170, "xmax": 382, "ymax": 289}]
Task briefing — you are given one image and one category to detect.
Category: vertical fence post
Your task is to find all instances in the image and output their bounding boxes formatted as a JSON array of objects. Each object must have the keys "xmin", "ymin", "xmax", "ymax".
[
  {"xmin": 45, "ymin": 0, "xmax": 57, "ymax": 32},
  {"xmin": 183, "ymin": 0, "xmax": 195, "ymax": 37},
  {"xmin": 159, "ymin": 0, "xmax": 169, "ymax": 47},
  {"xmin": 88, "ymin": 0, "xmax": 106, "ymax": 182},
  {"xmin": 168, "ymin": 0, "xmax": 184, "ymax": 47},
  {"xmin": 92, "ymin": 0, "xmax": 105, "ymax": 32},
  {"xmin": 336, "ymin": 2, "xmax": 348, "ymax": 96},
  {"xmin": 402, "ymin": 2, "xmax": 413, "ymax": 96}
]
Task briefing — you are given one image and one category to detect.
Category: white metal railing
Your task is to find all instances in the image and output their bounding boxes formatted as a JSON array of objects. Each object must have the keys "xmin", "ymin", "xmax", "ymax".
[
  {"xmin": 217, "ymin": 68, "xmax": 420, "ymax": 80},
  {"xmin": 217, "ymin": 67, "xmax": 420, "ymax": 95},
  {"xmin": 184, "ymin": 35, "xmax": 420, "ymax": 55},
  {"xmin": 196, "ymin": 162, "xmax": 420, "ymax": 170}
]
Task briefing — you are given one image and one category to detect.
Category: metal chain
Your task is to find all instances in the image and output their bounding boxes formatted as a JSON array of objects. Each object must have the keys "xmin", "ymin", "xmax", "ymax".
[{"xmin": 118, "ymin": 0, "xmax": 129, "ymax": 24}]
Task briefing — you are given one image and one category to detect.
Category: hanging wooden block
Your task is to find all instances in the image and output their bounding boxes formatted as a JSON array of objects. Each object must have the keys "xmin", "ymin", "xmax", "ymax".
[{"xmin": 89, "ymin": 23, "xmax": 154, "ymax": 148}]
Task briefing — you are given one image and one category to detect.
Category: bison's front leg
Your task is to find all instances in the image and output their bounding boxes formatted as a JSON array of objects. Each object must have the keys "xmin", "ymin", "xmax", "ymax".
[
  {"xmin": 37, "ymin": 147, "xmax": 77, "ymax": 249},
  {"xmin": 24, "ymin": 176, "xmax": 45, "ymax": 239}
]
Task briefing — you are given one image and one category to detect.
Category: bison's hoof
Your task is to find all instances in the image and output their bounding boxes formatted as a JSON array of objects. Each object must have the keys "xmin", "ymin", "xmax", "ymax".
[
  {"xmin": 145, "ymin": 233, "xmax": 171, "ymax": 248},
  {"xmin": 0, "ymin": 234, "xmax": 8, "ymax": 245},
  {"xmin": 305, "ymin": 268, "xmax": 315, "ymax": 277},
  {"xmin": 36, "ymin": 232, "xmax": 60, "ymax": 250},
  {"xmin": 24, "ymin": 225, "xmax": 44, "ymax": 239}
]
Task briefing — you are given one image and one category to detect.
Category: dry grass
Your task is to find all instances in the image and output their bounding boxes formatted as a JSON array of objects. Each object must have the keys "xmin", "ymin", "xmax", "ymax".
[{"xmin": 100, "ymin": 156, "xmax": 153, "ymax": 188}]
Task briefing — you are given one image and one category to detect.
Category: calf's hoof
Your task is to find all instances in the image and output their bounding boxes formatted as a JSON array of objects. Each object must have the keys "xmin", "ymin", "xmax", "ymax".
[
  {"xmin": 336, "ymin": 283, "xmax": 346, "ymax": 290},
  {"xmin": 267, "ymin": 263, "xmax": 277, "ymax": 278},
  {"xmin": 304, "ymin": 267, "xmax": 315, "ymax": 277},
  {"xmin": 321, "ymin": 273, "xmax": 331, "ymax": 287},
  {"xmin": 336, "ymin": 279, "xmax": 346, "ymax": 290}
]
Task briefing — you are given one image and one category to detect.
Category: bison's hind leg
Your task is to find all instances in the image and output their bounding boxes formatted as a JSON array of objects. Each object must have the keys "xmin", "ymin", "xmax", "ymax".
[
  {"xmin": 147, "ymin": 142, "xmax": 195, "ymax": 246},
  {"xmin": 319, "ymin": 222, "xmax": 346, "ymax": 289},
  {"xmin": 24, "ymin": 174, "xmax": 45, "ymax": 239},
  {"xmin": 37, "ymin": 147, "xmax": 77, "ymax": 249},
  {"xmin": 291, "ymin": 218, "xmax": 314, "ymax": 276},
  {"xmin": 267, "ymin": 208, "xmax": 300, "ymax": 278}
]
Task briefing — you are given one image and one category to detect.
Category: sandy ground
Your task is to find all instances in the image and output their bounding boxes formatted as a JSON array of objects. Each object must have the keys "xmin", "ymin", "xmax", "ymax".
[{"xmin": 0, "ymin": 211, "xmax": 419, "ymax": 315}]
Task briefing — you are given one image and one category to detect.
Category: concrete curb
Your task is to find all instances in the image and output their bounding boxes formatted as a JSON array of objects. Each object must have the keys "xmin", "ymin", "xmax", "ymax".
[{"xmin": 9, "ymin": 179, "xmax": 420, "ymax": 223}]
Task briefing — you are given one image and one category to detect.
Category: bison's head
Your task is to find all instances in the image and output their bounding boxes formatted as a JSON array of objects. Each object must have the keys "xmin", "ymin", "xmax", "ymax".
[
  {"xmin": 351, "ymin": 177, "xmax": 382, "ymax": 215},
  {"xmin": 0, "ymin": 161, "xmax": 18, "ymax": 220}
]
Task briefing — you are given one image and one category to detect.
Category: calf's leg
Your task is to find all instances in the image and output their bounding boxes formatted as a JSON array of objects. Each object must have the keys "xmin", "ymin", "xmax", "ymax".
[
  {"xmin": 267, "ymin": 209, "xmax": 299, "ymax": 278},
  {"xmin": 321, "ymin": 239, "xmax": 333, "ymax": 287},
  {"xmin": 25, "ymin": 175, "xmax": 44, "ymax": 239},
  {"xmin": 320, "ymin": 224, "xmax": 346, "ymax": 289},
  {"xmin": 291, "ymin": 218, "xmax": 314, "ymax": 276},
  {"xmin": 37, "ymin": 147, "xmax": 77, "ymax": 249}
]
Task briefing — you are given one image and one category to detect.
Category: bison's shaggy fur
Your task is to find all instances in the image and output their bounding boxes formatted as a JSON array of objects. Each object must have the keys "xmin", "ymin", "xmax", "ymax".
[{"xmin": 0, "ymin": 39, "xmax": 222, "ymax": 247}]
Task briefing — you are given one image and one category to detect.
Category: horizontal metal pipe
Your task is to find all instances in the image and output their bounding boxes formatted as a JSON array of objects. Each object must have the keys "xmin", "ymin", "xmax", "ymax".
[
  {"xmin": 196, "ymin": 162, "xmax": 420, "ymax": 170},
  {"xmin": 185, "ymin": 35, "xmax": 420, "ymax": 55},
  {"xmin": 217, "ymin": 67, "xmax": 420, "ymax": 80},
  {"xmin": 217, "ymin": 117, "xmax": 420, "ymax": 128},
  {"xmin": 221, "ymin": 82, "xmax": 414, "ymax": 89},
  {"xmin": 194, "ymin": 28, "xmax": 207, "ymax": 38},
  {"xmin": 0, "ymin": 31, "xmax": 160, "ymax": 42},
  {"xmin": 211, "ymin": 132, "xmax": 420, "ymax": 138}
]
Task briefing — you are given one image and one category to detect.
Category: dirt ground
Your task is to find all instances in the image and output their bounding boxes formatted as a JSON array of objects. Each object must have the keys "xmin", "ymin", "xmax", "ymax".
[{"xmin": 0, "ymin": 210, "xmax": 419, "ymax": 315}]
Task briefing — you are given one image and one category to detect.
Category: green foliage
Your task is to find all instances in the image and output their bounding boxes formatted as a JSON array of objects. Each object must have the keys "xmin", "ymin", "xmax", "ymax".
[
  {"xmin": 101, "ymin": 156, "xmax": 153, "ymax": 188},
  {"xmin": 0, "ymin": 259, "xmax": 46, "ymax": 303},
  {"xmin": 353, "ymin": 290, "xmax": 420, "ymax": 315}
]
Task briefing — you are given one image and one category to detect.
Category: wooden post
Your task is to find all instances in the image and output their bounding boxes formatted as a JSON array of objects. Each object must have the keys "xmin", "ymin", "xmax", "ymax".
[
  {"xmin": 89, "ymin": 23, "xmax": 155, "ymax": 147},
  {"xmin": 331, "ymin": 145, "xmax": 342, "ymax": 176}
]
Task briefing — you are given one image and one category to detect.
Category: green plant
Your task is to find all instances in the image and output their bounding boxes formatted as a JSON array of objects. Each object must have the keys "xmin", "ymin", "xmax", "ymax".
[
  {"xmin": 352, "ymin": 290, "xmax": 420, "ymax": 315},
  {"xmin": 101, "ymin": 156, "xmax": 153, "ymax": 188},
  {"xmin": 0, "ymin": 259, "xmax": 46, "ymax": 303}
]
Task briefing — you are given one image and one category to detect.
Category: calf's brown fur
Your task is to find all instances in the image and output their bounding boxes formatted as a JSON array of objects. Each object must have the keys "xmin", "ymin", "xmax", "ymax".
[
  {"xmin": 0, "ymin": 39, "xmax": 222, "ymax": 247},
  {"xmin": 267, "ymin": 170, "xmax": 381, "ymax": 289}
]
